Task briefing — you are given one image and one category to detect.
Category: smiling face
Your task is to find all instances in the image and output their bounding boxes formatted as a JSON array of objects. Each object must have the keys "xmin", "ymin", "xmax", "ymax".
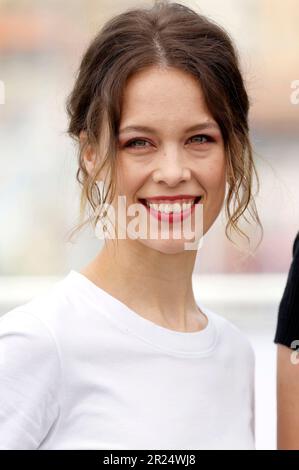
[{"xmin": 108, "ymin": 66, "xmax": 227, "ymax": 254}]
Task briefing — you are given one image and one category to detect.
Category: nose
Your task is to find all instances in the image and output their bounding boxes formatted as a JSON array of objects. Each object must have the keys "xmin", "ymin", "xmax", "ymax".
[{"xmin": 152, "ymin": 145, "xmax": 191, "ymax": 186}]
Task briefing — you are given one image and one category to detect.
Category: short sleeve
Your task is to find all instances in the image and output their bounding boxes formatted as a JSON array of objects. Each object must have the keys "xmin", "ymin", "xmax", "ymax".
[
  {"xmin": 274, "ymin": 232, "xmax": 299, "ymax": 348},
  {"xmin": 0, "ymin": 309, "xmax": 61, "ymax": 450}
]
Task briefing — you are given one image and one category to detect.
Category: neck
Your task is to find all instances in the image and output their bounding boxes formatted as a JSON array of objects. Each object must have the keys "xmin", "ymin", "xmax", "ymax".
[{"xmin": 80, "ymin": 238, "xmax": 207, "ymax": 332}]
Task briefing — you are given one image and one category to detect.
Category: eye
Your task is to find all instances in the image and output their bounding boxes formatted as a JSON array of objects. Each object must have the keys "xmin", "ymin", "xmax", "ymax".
[
  {"xmin": 125, "ymin": 139, "xmax": 151, "ymax": 148},
  {"xmin": 123, "ymin": 134, "xmax": 214, "ymax": 149},
  {"xmin": 188, "ymin": 134, "xmax": 213, "ymax": 144}
]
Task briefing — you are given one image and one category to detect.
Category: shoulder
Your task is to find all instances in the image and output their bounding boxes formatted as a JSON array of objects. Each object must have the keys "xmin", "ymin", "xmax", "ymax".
[
  {"xmin": 0, "ymin": 307, "xmax": 62, "ymax": 376},
  {"xmin": 0, "ymin": 273, "xmax": 73, "ymax": 378},
  {"xmin": 206, "ymin": 308, "xmax": 255, "ymax": 364},
  {"xmin": 1, "ymin": 272, "xmax": 76, "ymax": 340},
  {"xmin": 0, "ymin": 270, "xmax": 107, "ymax": 361}
]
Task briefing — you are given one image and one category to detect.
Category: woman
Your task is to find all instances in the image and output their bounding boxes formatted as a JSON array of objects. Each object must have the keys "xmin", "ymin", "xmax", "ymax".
[
  {"xmin": 274, "ymin": 232, "xmax": 299, "ymax": 449},
  {"xmin": 0, "ymin": 1, "xmax": 262, "ymax": 449}
]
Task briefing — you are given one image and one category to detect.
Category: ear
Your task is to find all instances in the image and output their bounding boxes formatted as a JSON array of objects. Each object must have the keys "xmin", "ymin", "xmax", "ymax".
[{"xmin": 79, "ymin": 130, "xmax": 97, "ymax": 177}]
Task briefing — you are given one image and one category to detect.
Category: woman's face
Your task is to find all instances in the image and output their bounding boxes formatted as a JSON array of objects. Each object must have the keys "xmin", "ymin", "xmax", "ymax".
[{"xmin": 112, "ymin": 66, "xmax": 227, "ymax": 254}]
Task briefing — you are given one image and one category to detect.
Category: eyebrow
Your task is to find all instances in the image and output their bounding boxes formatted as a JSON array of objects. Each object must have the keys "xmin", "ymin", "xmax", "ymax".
[{"xmin": 118, "ymin": 121, "xmax": 220, "ymax": 135}]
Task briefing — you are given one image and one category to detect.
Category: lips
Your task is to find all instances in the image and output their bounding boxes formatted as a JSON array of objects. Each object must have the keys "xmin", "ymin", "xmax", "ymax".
[{"xmin": 138, "ymin": 195, "xmax": 202, "ymax": 206}]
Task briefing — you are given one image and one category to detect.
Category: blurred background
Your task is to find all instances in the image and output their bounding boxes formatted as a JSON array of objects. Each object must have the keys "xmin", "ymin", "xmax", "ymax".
[{"xmin": 0, "ymin": 0, "xmax": 298, "ymax": 450}]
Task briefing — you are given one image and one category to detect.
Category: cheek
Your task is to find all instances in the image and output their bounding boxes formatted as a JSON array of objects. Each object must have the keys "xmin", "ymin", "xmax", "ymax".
[
  {"xmin": 202, "ymin": 157, "xmax": 226, "ymax": 194},
  {"xmin": 116, "ymin": 161, "xmax": 141, "ymax": 198}
]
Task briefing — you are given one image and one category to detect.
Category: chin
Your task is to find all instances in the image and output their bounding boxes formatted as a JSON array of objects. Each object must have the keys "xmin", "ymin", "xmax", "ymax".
[{"xmin": 137, "ymin": 237, "xmax": 200, "ymax": 254}]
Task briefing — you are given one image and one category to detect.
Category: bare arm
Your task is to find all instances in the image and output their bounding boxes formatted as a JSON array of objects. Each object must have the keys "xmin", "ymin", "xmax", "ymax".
[{"xmin": 277, "ymin": 343, "xmax": 299, "ymax": 449}]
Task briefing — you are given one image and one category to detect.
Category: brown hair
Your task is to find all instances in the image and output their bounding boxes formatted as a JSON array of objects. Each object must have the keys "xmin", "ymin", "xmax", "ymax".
[{"xmin": 65, "ymin": 0, "xmax": 263, "ymax": 249}]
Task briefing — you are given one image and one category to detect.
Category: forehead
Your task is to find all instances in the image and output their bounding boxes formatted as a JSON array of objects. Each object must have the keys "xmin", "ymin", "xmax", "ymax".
[{"xmin": 120, "ymin": 66, "xmax": 213, "ymax": 127}]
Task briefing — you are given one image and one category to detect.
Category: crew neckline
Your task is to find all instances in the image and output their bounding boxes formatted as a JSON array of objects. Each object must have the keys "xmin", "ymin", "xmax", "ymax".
[{"xmin": 65, "ymin": 269, "xmax": 219, "ymax": 355}]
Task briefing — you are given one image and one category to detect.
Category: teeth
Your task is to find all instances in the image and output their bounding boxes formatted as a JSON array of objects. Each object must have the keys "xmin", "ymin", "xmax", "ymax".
[{"xmin": 145, "ymin": 199, "xmax": 195, "ymax": 213}]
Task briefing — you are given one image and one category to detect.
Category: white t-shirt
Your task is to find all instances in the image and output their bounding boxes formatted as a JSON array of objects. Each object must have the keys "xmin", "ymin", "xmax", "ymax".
[{"xmin": 0, "ymin": 270, "xmax": 255, "ymax": 450}]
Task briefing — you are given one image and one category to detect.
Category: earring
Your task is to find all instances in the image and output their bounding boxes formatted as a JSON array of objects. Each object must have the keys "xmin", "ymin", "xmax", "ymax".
[{"xmin": 94, "ymin": 180, "xmax": 108, "ymax": 239}]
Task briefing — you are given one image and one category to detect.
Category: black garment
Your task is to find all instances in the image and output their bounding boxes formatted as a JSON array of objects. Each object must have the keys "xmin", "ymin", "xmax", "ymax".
[{"xmin": 274, "ymin": 232, "xmax": 299, "ymax": 349}]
